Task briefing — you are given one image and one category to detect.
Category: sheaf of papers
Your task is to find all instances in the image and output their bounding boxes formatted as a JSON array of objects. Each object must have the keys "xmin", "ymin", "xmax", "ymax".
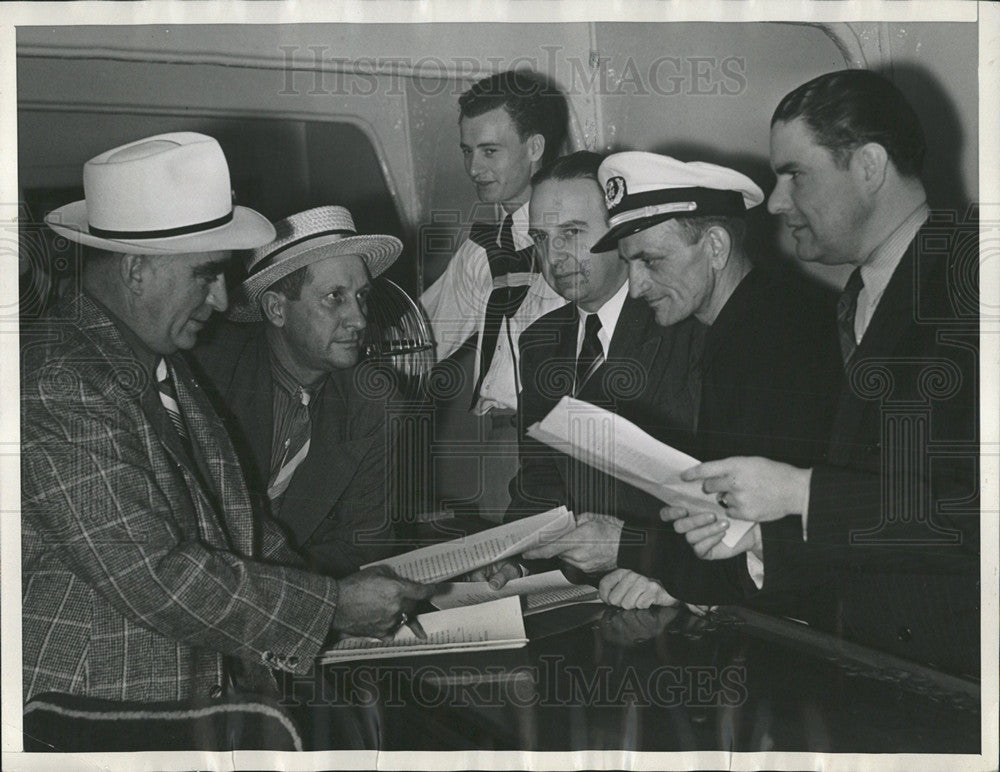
[
  {"xmin": 430, "ymin": 569, "xmax": 601, "ymax": 614},
  {"xmin": 363, "ymin": 506, "xmax": 574, "ymax": 583},
  {"xmin": 317, "ymin": 596, "xmax": 527, "ymax": 663},
  {"xmin": 527, "ymin": 396, "xmax": 754, "ymax": 548}
]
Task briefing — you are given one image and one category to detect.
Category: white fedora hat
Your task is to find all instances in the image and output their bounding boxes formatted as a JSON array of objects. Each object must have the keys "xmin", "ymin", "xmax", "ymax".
[
  {"xmin": 228, "ymin": 206, "xmax": 403, "ymax": 322},
  {"xmin": 44, "ymin": 132, "xmax": 275, "ymax": 254}
]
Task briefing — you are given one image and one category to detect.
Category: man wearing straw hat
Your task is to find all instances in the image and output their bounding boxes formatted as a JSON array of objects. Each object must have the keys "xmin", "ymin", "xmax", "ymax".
[
  {"xmin": 193, "ymin": 206, "xmax": 403, "ymax": 577},
  {"xmin": 22, "ymin": 133, "xmax": 433, "ymax": 711}
]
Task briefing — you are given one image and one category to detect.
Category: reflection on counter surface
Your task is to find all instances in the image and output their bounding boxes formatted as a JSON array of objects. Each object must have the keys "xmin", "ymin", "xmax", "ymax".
[{"xmin": 288, "ymin": 602, "xmax": 979, "ymax": 753}]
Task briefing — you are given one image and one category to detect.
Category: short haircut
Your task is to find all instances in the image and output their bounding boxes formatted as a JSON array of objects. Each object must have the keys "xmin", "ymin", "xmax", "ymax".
[
  {"xmin": 266, "ymin": 264, "xmax": 311, "ymax": 301},
  {"xmin": 672, "ymin": 215, "xmax": 747, "ymax": 248},
  {"xmin": 530, "ymin": 150, "xmax": 605, "ymax": 188},
  {"xmin": 772, "ymin": 69, "xmax": 925, "ymax": 177},
  {"xmin": 459, "ymin": 70, "xmax": 569, "ymax": 167}
]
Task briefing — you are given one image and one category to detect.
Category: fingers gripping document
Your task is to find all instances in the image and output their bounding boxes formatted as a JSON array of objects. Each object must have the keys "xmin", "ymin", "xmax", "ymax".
[
  {"xmin": 526, "ymin": 397, "xmax": 754, "ymax": 548},
  {"xmin": 363, "ymin": 506, "xmax": 575, "ymax": 583}
]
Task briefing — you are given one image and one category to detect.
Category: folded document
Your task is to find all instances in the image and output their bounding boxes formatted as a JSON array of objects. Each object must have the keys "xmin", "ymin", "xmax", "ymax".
[
  {"xmin": 363, "ymin": 506, "xmax": 574, "ymax": 583},
  {"xmin": 318, "ymin": 596, "xmax": 527, "ymax": 663},
  {"xmin": 430, "ymin": 570, "xmax": 601, "ymax": 616},
  {"xmin": 527, "ymin": 396, "xmax": 754, "ymax": 548}
]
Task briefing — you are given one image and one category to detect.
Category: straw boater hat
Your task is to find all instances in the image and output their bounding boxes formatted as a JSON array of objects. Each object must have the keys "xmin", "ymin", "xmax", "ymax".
[
  {"xmin": 228, "ymin": 206, "xmax": 403, "ymax": 322},
  {"xmin": 591, "ymin": 151, "xmax": 764, "ymax": 253},
  {"xmin": 44, "ymin": 132, "xmax": 275, "ymax": 254}
]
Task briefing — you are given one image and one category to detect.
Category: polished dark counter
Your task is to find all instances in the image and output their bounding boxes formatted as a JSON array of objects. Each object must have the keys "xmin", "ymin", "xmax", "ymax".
[{"xmin": 292, "ymin": 600, "xmax": 979, "ymax": 753}]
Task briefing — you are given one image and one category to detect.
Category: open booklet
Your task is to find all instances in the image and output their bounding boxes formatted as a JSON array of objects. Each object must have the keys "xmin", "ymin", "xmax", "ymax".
[
  {"xmin": 527, "ymin": 396, "xmax": 754, "ymax": 548},
  {"xmin": 363, "ymin": 506, "xmax": 574, "ymax": 583},
  {"xmin": 317, "ymin": 596, "xmax": 527, "ymax": 664},
  {"xmin": 430, "ymin": 569, "xmax": 602, "ymax": 616}
]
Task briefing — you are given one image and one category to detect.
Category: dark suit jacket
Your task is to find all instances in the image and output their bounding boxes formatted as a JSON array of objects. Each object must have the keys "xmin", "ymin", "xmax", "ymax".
[
  {"xmin": 507, "ymin": 293, "xmax": 742, "ymax": 601},
  {"xmin": 21, "ymin": 293, "xmax": 339, "ymax": 703},
  {"xmin": 611, "ymin": 269, "xmax": 843, "ymax": 607},
  {"xmin": 191, "ymin": 320, "xmax": 397, "ymax": 578},
  {"xmin": 760, "ymin": 229, "xmax": 980, "ymax": 676}
]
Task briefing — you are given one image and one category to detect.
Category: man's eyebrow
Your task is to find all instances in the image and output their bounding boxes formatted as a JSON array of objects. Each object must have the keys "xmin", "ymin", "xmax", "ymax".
[
  {"xmin": 773, "ymin": 161, "xmax": 798, "ymax": 175},
  {"xmin": 195, "ymin": 259, "xmax": 229, "ymax": 274}
]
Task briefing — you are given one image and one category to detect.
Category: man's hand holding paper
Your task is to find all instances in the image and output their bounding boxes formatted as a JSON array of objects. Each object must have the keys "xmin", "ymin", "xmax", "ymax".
[{"xmin": 522, "ymin": 511, "xmax": 624, "ymax": 574}]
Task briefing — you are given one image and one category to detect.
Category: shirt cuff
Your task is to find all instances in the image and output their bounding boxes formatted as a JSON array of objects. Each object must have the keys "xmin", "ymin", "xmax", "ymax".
[{"xmin": 800, "ymin": 468, "xmax": 812, "ymax": 541}]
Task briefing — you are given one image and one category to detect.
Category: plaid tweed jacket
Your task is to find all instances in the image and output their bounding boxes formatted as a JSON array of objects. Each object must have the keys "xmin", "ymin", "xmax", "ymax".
[{"xmin": 21, "ymin": 292, "xmax": 340, "ymax": 703}]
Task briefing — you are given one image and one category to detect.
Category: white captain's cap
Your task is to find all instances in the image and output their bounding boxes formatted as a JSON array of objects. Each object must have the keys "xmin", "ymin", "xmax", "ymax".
[{"xmin": 591, "ymin": 151, "xmax": 764, "ymax": 253}]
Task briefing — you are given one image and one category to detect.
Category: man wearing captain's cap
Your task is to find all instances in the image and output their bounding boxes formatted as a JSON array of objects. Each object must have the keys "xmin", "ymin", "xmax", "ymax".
[
  {"xmin": 525, "ymin": 151, "xmax": 841, "ymax": 612},
  {"xmin": 193, "ymin": 206, "xmax": 403, "ymax": 578},
  {"xmin": 21, "ymin": 133, "xmax": 433, "ymax": 721}
]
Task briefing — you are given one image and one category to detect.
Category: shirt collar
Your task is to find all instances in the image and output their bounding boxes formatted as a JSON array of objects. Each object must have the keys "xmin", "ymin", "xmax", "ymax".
[
  {"xmin": 859, "ymin": 201, "xmax": 929, "ymax": 305},
  {"xmin": 578, "ymin": 278, "xmax": 629, "ymax": 356},
  {"xmin": 83, "ymin": 289, "xmax": 159, "ymax": 379},
  {"xmin": 269, "ymin": 350, "xmax": 321, "ymax": 406},
  {"xmin": 505, "ymin": 200, "xmax": 532, "ymax": 251}
]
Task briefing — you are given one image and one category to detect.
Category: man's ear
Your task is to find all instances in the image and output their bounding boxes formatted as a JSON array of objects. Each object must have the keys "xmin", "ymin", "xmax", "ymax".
[
  {"xmin": 119, "ymin": 254, "xmax": 146, "ymax": 295},
  {"xmin": 853, "ymin": 142, "xmax": 889, "ymax": 193},
  {"xmin": 527, "ymin": 133, "xmax": 545, "ymax": 167},
  {"xmin": 260, "ymin": 289, "xmax": 286, "ymax": 327},
  {"xmin": 705, "ymin": 225, "xmax": 733, "ymax": 270}
]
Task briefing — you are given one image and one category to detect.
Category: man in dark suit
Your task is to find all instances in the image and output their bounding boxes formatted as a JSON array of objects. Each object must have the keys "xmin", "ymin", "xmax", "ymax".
[
  {"xmin": 193, "ymin": 206, "xmax": 402, "ymax": 577},
  {"xmin": 22, "ymin": 134, "xmax": 433, "ymax": 713},
  {"xmin": 666, "ymin": 70, "xmax": 980, "ymax": 676},
  {"xmin": 531, "ymin": 150, "xmax": 842, "ymax": 611},
  {"xmin": 478, "ymin": 151, "xmax": 712, "ymax": 604}
]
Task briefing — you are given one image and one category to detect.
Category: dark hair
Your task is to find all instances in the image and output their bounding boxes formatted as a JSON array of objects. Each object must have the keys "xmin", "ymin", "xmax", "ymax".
[
  {"xmin": 772, "ymin": 69, "xmax": 925, "ymax": 177},
  {"xmin": 530, "ymin": 150, "xmax": 604, "ymax": 188},
  {"xmin": 672, "ymin": 215, "xmax": 747, "ymax": 248},
  {"xmin": 267, "ymin": 264, "xmax": 311, "ymax": 301},
  {"xmin": 459, "ymin": 70, "xmax": 569, "ymax": 167}
]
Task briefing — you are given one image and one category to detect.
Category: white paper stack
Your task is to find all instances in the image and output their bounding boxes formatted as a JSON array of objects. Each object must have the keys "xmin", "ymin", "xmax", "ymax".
[
  {"xmin": 527, "ymin": 396, "xmax": 754, "ymax": 548},
  {"xmin": 318, "ymin": 596, "xmax": 527, "ymax": 663},
  {"xmin": 363, "ymin": 506, "xmax": 574, "ymax": 583},
  {"xmin": 430, "ymin": 570, "xmax": 601, "ymax": 616}
]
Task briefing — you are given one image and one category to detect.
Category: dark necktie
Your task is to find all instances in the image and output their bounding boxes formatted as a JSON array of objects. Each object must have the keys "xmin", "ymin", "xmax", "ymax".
[
  {"xmin": 837, "ymin": 267, "xmax": 864, "ymax": 366},
  {"xmin": 574, "ymin": 312, "xmax": 604, "ymax": 397},
  {"xmin": 470, "ymin": 213, "xmax": 534, "ymax": 408},
  {"xmin": 156, "ymin": 357, "xmax": 189, "ymax": 441}
]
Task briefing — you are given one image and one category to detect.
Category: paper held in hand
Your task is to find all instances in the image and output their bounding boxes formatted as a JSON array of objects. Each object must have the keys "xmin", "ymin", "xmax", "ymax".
[
  {"xmin": 430, "ymin": 570, "xmax": 601, "ymax": 616},
  {"xmin": 318, "ymin": 596, "xmax": 527, "ymax": 664},
  {"xmin": 362, "ymin": 506, "xmax": 575, "ymax": 584},
  {"xmin": 526, "ymin": 396, "xmax": 754, "ymax": 548}
]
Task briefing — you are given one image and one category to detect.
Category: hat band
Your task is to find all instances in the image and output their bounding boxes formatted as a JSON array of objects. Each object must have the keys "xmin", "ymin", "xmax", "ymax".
[
  {"xmin": 609, "ymin": 201, "xmax": 698, "ymax": 229},
  {"xmin": 608, "ymin": 187, "xmax": 745, "ymax": 220},
  {"xmin": 248, "ymin": 228, "xmax": 357, "ymax": 278},
  {"xmin": 88, "ymin": 210, "xmax": 234, "ymax": 240}
]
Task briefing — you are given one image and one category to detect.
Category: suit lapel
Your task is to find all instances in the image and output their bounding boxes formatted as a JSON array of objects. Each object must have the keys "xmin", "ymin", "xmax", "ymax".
[
  {"xmin": 605, "ymin": 295, "xmax": 663, "ymax": 404},
  {"xmin": 278, "ymin": 372, "xmax": 363, "ymax": 547},
  {"xmin": 170, "ymin": 355, "xmax": 256, "ymax": 554},
  {"xmin": 226, "ymin": 331, "xmax": 274, "ymax": 486},
  {"xmin": 831, "ymin": 238, "xmax": 919, "ymax": 448}
]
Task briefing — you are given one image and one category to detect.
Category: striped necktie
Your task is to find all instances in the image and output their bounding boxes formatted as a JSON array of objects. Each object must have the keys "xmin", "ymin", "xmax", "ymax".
[
  {"xmin": 156, "ymin": 357, "xmax": 189, "ymax": 441},
  {"xmin": 837, "ymin": 267, "xmax": 864, "ymax": 366},
  {"xmin": 268, "ymin": 389, "xmax": 313, "ymax": 503},
  {"xmin": 574, "ymin": 312, "xmax": 604, "ymax": 397}
]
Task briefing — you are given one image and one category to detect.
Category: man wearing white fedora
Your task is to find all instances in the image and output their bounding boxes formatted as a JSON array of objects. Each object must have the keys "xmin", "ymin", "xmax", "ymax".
[
  {"xmin": 193, "ymin": 206, "xmax": 403, "ymax": 578},
  {"xmin": 22, "ymin": 133, "xmax": 434, "ymax": 714}
]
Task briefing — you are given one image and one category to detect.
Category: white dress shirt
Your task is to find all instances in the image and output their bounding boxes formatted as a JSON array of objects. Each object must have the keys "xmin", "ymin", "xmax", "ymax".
[
  {"xmin": 575, "ymin": 279, "xmax": 629, "ymax": 359},
  {"xmin": 420, "ymin": 201, "xmax": 567, "ymax": 414}
]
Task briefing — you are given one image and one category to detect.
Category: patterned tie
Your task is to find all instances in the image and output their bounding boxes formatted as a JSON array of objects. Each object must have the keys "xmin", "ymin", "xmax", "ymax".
[
  {"xmin": 837, "ymin": 267, "xmax": 864, "ymax": 366},
  {"xmin": 574, "ymin": 312, "xmax": 604, "ymax": 397},
  {"xmin": 156, "ymin": 357, "xmax": 189, "ymax": 441},
  {"xmin": 470, "ymin": 213, "xmax": 535, "ymax": 408},
  {"xmin": 268, "ymin": 389, "xmax": 313, "ymax": 503}
]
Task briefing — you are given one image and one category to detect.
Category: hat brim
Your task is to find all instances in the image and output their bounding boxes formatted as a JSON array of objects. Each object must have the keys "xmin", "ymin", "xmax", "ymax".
[
  {"xmin": 590, "ymin": 212, "xmax": 696, "ymax": 254},
  {"xmin": 227, "ymin": 233, "xmax": 403, "ymax": 322},
  {"xmin": 45, "ymin": 200, "xmax": 276, "ymax": 255}
]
